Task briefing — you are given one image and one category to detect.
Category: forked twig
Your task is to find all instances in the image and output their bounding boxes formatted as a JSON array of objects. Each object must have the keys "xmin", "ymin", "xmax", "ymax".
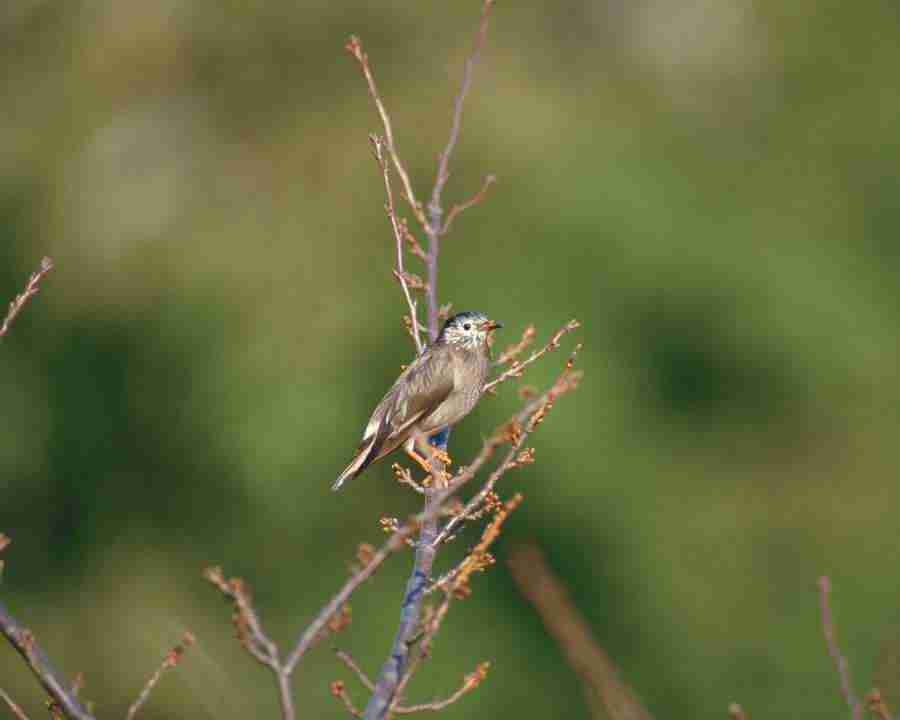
[
  {"xmin": 370, "ymin": 134, "xmax": 425, "ymax": 354},
  {"xmin": 484, "ymin": 319, "xmax": 581, "ymax": 394},
  {"xmin": 345, "ymin": 38, "xmax": 425, "ymax": 227},
  {"xmin": 441, "ymin": 174, "xmax": 496, "ymax": 236}
]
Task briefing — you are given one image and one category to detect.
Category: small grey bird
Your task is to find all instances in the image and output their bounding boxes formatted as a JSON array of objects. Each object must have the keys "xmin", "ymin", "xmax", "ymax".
[{"xmin": 333, "ymin": 311, "xmax": 502, "ymax": 490}]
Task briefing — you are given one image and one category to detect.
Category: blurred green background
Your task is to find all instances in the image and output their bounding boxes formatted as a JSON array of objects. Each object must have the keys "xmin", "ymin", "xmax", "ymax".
[{"xmin": 3, "ymin": 1, "xmax": 900, "ymax": 717}]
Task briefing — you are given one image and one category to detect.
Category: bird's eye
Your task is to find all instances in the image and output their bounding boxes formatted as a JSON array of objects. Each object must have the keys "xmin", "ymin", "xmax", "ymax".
[{"xmin": 463, "ymin": 323, "xmax": 471, "ymax": 331}]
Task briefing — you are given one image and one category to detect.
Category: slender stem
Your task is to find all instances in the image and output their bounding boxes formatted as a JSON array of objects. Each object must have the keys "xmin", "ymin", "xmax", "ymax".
[
  {"xmin": 818, "ymin": 576, "xmax": 860, "ymax": 714},
  {"xmin": 1, "ymin": 257, "xmax": 53, "ymax": 340},
  {"xmin": 345, "ymin": 38, "xmax": 425, "ymax": 227},
  {"xmin": 427, "ymin": 0, "xmax": 496, "ymax": 235},
  {"xmin": 126, "ymin": 634, "xmax": 194, "ymax": 720},
  {"xmin": 370, "ymin": 134, "xmax": 425, "ymax": 355}
]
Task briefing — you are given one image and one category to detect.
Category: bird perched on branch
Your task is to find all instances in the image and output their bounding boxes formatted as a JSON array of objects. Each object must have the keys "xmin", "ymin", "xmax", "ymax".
[{"xmin": 333, "ymin": 311, "xmax": 503, "ymax": 490}]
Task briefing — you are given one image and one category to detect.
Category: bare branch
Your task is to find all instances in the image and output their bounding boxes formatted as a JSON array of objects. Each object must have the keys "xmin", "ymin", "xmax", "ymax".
[
  {"xmin": 484, "ymin": 319, "xmax": 581, "ymax": 394},
  {"xmin": 1, "ymin": 257, "xmax": 53, "ymax": 340},
  {"xmin": 345, "ymin": 38, "xmax": 425, "ymax": 227},
  {"xmin": 434, "ymin": 355, "xmax": 583, "ymax": 547},
  {"xmin": 203, "ymin": 567, "xmax": 280, "ymax": 670},
  {"xmin": 126, "ymin": 632, "xmax": 194, "ymax": 720},
  {"xmin": 818, "ymin": 576, "xmax": 861, "ymax": 715},
  {"xmin": 428, "ymin": 0, "xmax": 495, "ymax": 232},
  {"xmin": 509, "ymin": 545, "xmax": 654, "ymax": 720},
  {"xmin": 285, "ymin": 520, "xmax": 420, "ymax": 673},
  {"xmin": 0, "ymin": 601, "xmax": 95, "ymax": 720},
  {"xmin": 440, "ymin": 174, "xmax": 496, "ymax": 236},
  {"xmin": 369, "ymin": 134, "xmax": 425, "ymax": 354},
  {"xmin": 423, "ymin": 0, "xmax": 495, "ymax": 340},
  {"xmin": 394, "ymin": 663, "xmax": 490, "ymax": 714},
  {"xmin": 0, "ymin": 689, "xmax": 30, "ymax": 720},
  {"xmin": 495, "ymin": 324, "xmax": 537, "ymax": 365},
  {"xmin": 336, "ymin": 650, "xmax": 376, "ymax": 692}
]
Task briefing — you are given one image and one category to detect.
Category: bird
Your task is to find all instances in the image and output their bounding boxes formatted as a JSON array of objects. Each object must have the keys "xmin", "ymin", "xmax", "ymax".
[{"xmin": 333, "ymin": 310, "xmax": 503, "ymax": 490}]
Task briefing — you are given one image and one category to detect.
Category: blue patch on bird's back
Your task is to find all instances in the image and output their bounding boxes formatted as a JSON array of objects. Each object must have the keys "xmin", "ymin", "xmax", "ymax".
[{"xmin": 428, "ymin": 427, "xmax": 450, "ymax": 449}]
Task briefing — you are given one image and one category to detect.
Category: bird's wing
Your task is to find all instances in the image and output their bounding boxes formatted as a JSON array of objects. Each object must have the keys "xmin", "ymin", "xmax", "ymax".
[
  {"xmin": 333, "ymin": 346, "xmax": 454, "ymax": 490},
  {"xmin": 374, "ymin": 345, "xmax": 455, "ymax": 457}
]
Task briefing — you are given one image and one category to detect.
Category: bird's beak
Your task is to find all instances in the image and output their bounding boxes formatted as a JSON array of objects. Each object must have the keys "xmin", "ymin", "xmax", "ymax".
[{"xmin": 483, "ymin": 319, "xmax": 503, "ymax": 332}]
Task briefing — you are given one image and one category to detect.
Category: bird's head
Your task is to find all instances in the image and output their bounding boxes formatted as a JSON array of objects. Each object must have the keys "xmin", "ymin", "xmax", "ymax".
[{"xmin": 438, "ymin": 311, "xmax": 503, "ymax": 350}]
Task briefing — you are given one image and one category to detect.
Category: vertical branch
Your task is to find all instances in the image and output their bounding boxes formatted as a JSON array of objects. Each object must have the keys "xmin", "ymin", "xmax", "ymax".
[
  {"xmin": 354, "ymin": 3, "xmax": 496, "ymax": 717},
  {"xmin": 370, "ymin": 135, "xmax": 425, "ymax": 355},
  {"xmin": 818, "ymin": 576, "xmax": 861, "ymax": 715},
  {"xmin": 423, "ymin": 0, "xmax": 495, "ymax": 341}
]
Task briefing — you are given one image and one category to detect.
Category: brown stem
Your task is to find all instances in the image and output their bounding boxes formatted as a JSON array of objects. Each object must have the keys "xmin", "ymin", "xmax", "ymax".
[
  {"xmin": 1, "ymin": 257, "xmax": 53, "ymax": 340},
  {"xmin": 370, "ymin": 134, "xmax": 425, "ymax": 355},
  {"xmin": 441, "ymin": 174, "xmax": 496, "ymax": 236},
  {"xmin": 126, "ymin": 633, "xmax": 194, "ymax": 720}
]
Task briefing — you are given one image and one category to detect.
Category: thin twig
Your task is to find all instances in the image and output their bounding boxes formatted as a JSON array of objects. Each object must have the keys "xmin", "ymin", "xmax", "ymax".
[
  {"xmin": 336, "ymin": 651, "xmax": 376, "ymax": 692},
  {"xmin": 440, "ymin": 174, "xmax": 496, "ymax": 236},
  {"xmin": 370, "ymin": 134, "xmax": 425, "ymax": 355},
  {"xmin": 345, "ymin": 38, "xmax": 425, "ymax": 227},
  {"xmin": 0, "ymin": 689, "xmax": 30, "ymax": 720},
  {"xmin": 433, "ymin": 355, "xmax": 583, "ymax": 547},
  {"xmin": 818, "ymin": 576, "xmax": 860, "ymax": 714},
  {"xmin": 423, "ymin": 0, "xmax": 495, "ymax": 340},
  {"xmin": 428, "ymin": 0, "xmax": 495, "ymax": 230},
  {"xmin": 394, "ymin": 663, "xmax": 490, "ymax": 714},
  {"xmin": 126, "ymin": 632, "xmax": 194, "ymax": 720},
  {"xmin": 484, "ymin": 319, "xmax": 581, "ymax": 393},
  {"xmin": 495, "ymin": 324, "xmax": 537, "ymax": 366},
  {"xmin": 1, "ymin": 257, "xmax": 53, "ymax": 339},
  {"xmin": 203, "ymin": 568, "xmax": 280, "ymax": 671},
  {"xmin": 0, "ymin": 601, "xmax": 95, "ymax": 720},
  {"xmin": 285, "ymin": 519, "xmax": 420, "ymax": 674}
]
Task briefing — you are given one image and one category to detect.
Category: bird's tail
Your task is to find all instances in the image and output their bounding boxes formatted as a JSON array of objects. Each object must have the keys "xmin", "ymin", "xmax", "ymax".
[{"xmin": 332, "ymin": 435, "xmax": 379, "ymax": 491}]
